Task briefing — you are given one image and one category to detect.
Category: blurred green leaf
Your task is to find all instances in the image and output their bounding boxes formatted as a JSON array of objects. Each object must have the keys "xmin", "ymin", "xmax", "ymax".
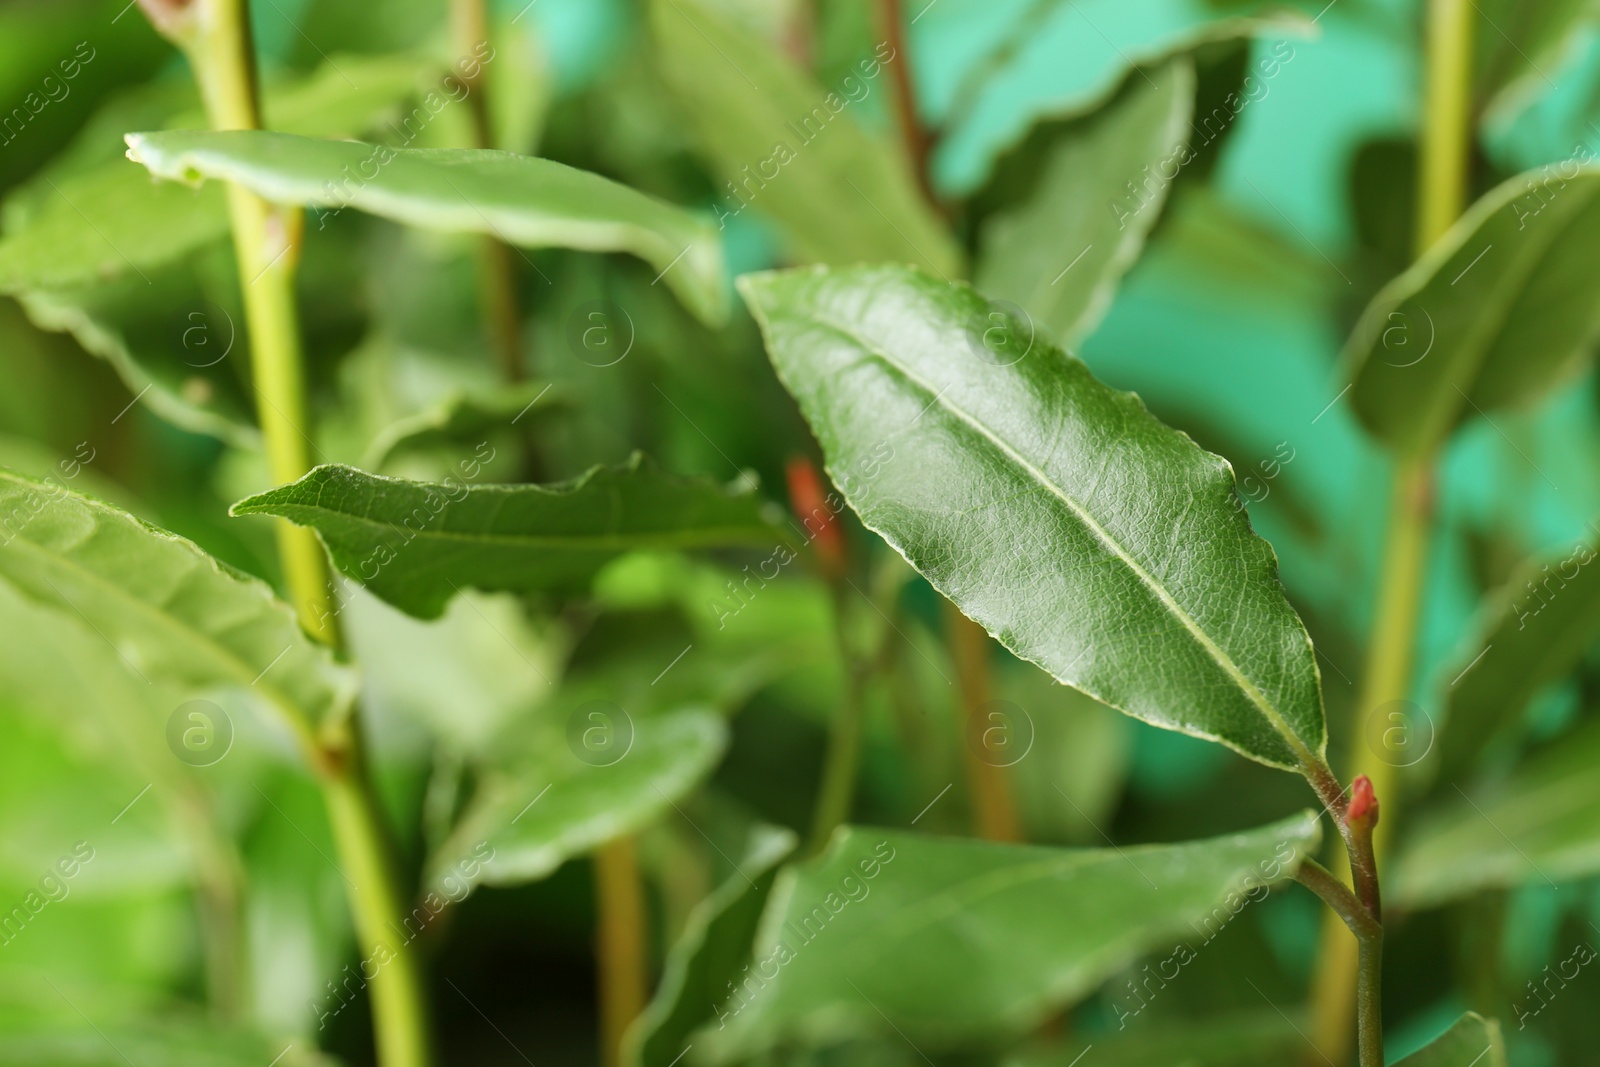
[
  {"xmin": 0, "ymin": 471, "xmax": 355, "ymax": 735},
  {"xmin": 625, "ymin": 825, "xmax": 796, "ymax": 1067},
  {"xmin": 1438, "ymin": 528, "xmax": 1600, "ymax": 777},
  {"xmin": 1006, "ymin": 1010, "xmax": 1304, "ymax": 1067},
  {"xmin": 930, "ymin": 0, "xmax": 1308, "ymax": 194},
  {"xmin": 1392, "ymin": 720, "xmax": 1600, "ymax": 908},
  {"xmin": 739, "ymin": 264, "xmax": 1327, "ymax": 773},
  {"xmin": 1392, "ymin": 1012, "xmax": 1507, "ymax": 1067},
  {"xmin": 428, "ymin": 708, "xmax": 727, "ymax": 892},
  {"xmin": 124, "ymin": 129, "xmax": 728, "ymax": 326},
  {"xmin": 648, "ymin": 0, "xmax": 960, "ymax": 279},
  {"xmin": 0, "ymin": 1024, "xmax": 339, "ymax": 1067},
  {"xmin": 1345, "ymin": 168, "xmax": 1600, "ymax": 457},
  {"xmin": 344, "ymin": 585, "xmax": 563, "ymax": 755},
  {"xmin": 974, "ymin": 59, "xmax": 1194, "ymax": 345},
  {"xmin": 232, "ymin": 456, "xmax": 786, "ymax": 620},
  {"xmin": 359, "ymin": 379, "xmax": 566, "ymax": 471},
  {"xmin": 0, "ymin": 167, "xmax": 225, "ymax": 293},
  {"xmin": 1472, "ymin": 0, "xmax": 1595, "ymax": 125},
  {"xmin": 0, "ymin": 54, "xmax": 435, "ymax": 294},
  {"xmin": 696, "ymin": 812, "xmax": 1321, "ymax": 1060}
]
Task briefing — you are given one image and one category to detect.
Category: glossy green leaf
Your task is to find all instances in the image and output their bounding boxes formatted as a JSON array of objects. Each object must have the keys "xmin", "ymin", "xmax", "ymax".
[
  {"xmin": 974, "ymin": 59, "xmax": 1194, "ymax": 345},
  {"xmin": 696, "ymin": 812, "xmax": 1320, "ymax": 1060},
  {"xmin": 232, "ymin": 455, "xmax": 785, "ymax": 619},
  {"xmin": 739, "ymin": 264, "xmax": 1326, "ymax": 773},
  {"xmin": 648, "ymin": 0, "xmax": 960, "ymax": 280},
  {"xmin": 625, "ymin": 826, "xmax": 797, "ymax": 1067},
  {"xmin": 1392, "ymin": 720, "xmax": 1600, "ymax": 908},
  {"xmin": 0, "ymin": 471, "xmax": 356, "ymax": 735},
  {"xmin": 1345, "ymin": 168, "xmax": 1600, "ymax": 456},
  {"xmin": 123, "ymin": 129, "xmax": 728, "ymax": 326},
  {"xmin": 1439, "ymin": 527, "xmax": 1600, "ymax": 776},
  {"xmin": 1392, "ymin": 1012, "xmax": 1506, "ymax": 1067},
  {"xmin": 427, "ymin": 708, "xmax": 727, "ymax": 892}
]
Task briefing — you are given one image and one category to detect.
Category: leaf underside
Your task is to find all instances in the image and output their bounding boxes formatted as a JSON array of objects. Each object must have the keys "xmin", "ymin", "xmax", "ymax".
[{"xmin": 124, "ymin": 128, "xmax": 728, "ymax": 326}]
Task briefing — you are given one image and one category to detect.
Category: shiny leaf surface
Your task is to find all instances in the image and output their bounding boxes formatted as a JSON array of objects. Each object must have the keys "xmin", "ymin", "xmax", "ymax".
[{"xmin": 740, "ymin": 264, "xmax": 1326, "ymax": 772}]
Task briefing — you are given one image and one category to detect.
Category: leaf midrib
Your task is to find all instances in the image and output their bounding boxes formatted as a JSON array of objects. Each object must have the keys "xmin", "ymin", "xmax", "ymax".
[
  {"xmin": 801, "ymin": 308, "xmax": 1315, "ymax": 770},
  {"xmin": 258, "ymin": 500, "xmax": 779, "ymax": 552}
]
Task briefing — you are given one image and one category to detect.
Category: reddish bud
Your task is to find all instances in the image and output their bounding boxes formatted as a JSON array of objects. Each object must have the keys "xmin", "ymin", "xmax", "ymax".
[
  {"xmin": 785, "ymin": 456, "xmax": 846, "ymax": 580},
  {"xmin": 1347, "ymin": 774, "xmax": 1379, "ymax": 825}
]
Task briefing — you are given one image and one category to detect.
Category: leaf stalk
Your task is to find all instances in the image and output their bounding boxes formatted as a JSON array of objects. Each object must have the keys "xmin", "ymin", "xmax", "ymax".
[{"xmin": 143, "ymin": 3, "xmax": 436, "ymax": 1062}]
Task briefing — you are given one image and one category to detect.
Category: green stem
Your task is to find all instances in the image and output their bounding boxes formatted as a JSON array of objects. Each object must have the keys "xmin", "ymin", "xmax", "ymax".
[
  {"xmin": 142, "ymin": 4, "xmax": 436, "ymax": 1063},
  {"xmin": 1357, "ymin": 936, "xmax": 1384, "ymax": 1067},
  {"xmin": 1418, "ymin": 0, "xmax": 1475, "ymax": 252},
  {"xmin": 451, "ymin": 0, "xmax": 525, "ymax": 381},
  {"xmin": 323, "ymin": 752, "xmax": 434, "ymax": 1067},
  {"xmin": 594, "ymin": 836, "xmax": 648, "ymax": 1067},
  {"xmin": 1296, "ymin": 858, "xmax": 1379, "ymax": 944}
]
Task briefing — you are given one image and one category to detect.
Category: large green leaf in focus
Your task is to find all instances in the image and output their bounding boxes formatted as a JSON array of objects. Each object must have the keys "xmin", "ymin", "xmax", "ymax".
[
  {"xmin": 427, "ymin": 708, "xmax": 727, "ymax": 893},
  {"xmin": 1391, "ymin": 720, "xmax": 1600, "ymax": 908},
  {"xmin": 648, "ymin": 0, "xmax": 960, "ymax": 280},
  {"xmin": 0, "ymin": 472, "xmax": 355, "ymax": 737},
  {"xmin": 232, "ymin": 456, "xmax": 785, "ymax": 620},
  {"xmin": 739, "ymin": 264, "xmax": 1326, "ymax": 773},
  {"xmin": 1345, "ymin": 168, "xmax": 1600, "ymax": 456},
  {"xmin": 1392, "ymin": 1013, "xmax": 1507, "ymax": 1067},
  {"xmin": 124, "ymin": 129, "xmax": 728, "ymax": 326},
  {"xmin": 975, "ymin": 59, "xmax": 1194, "ymax": 346},
  {"xmin": 1438, "ymin": 528, "xmax": 1600, "ymax": 777},
  {"xmin": 625, "ymin": 826, "xmax": 797, "ymax": 1067},
  {"xmin": 695, "ymin": 812, "xmax": 1320, "ymax": 1060}
]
